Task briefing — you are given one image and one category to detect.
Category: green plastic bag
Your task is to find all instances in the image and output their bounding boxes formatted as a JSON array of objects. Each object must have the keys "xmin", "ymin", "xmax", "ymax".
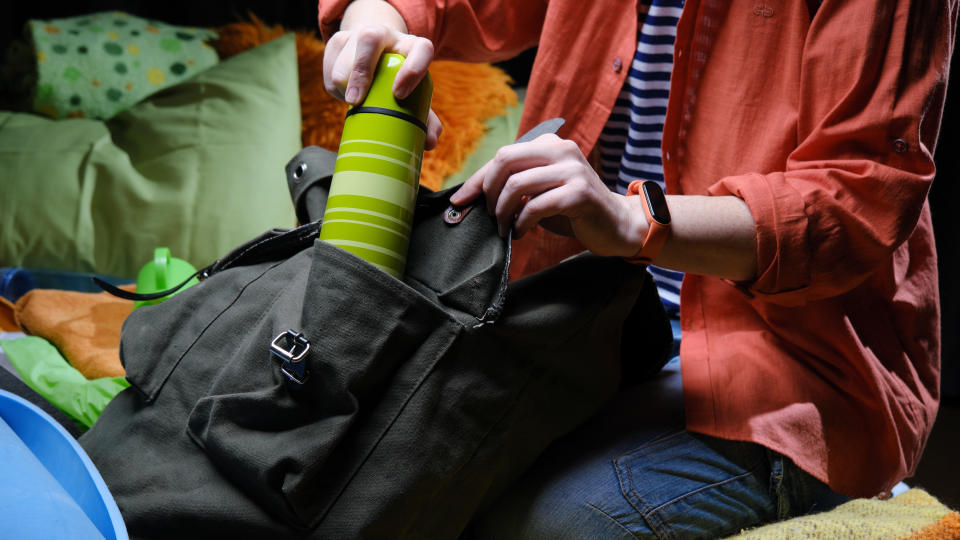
[{"xmin": 1, "ymin": 336, "xmax": 128, "ymax": 428}]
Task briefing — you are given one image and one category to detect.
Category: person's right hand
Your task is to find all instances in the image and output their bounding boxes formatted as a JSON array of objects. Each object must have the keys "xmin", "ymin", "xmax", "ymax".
[{"xmin": 323, "ymin": 23, "xmax": 442, "ymax": 149}]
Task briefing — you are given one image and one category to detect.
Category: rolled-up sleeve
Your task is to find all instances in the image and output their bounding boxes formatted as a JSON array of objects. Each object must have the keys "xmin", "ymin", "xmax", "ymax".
[
  {"xmin": 317, "ymin": 0, "xmax": 352, "ymax": 40},
  {"xmin": 318, "ymin": 0, "xmax": 546, "ymax": 62},
  {"xmin": 707, "ymin": 0, "xmax": 956, "ymax": 306}
]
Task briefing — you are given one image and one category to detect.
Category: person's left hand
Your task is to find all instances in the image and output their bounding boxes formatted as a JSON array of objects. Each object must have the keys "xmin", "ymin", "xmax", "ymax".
[{"xmin": 449, "ymin": 134, "xmax": 647, "ymax": 257}]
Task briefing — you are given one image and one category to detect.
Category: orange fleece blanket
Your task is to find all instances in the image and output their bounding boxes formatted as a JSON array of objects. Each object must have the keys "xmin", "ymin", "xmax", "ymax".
[
  {"xmin": 0, "ymin": 296, "xmax": 18, "ymax": 332},
  {"xmin": 12, "ymin": 288, "xmax": 132, "ymax": 379}
]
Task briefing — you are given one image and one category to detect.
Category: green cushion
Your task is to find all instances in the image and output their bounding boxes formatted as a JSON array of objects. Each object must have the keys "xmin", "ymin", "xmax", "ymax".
[
  {"xmin": 28, "ymin": 11, "xmax": 219, "ymax": 120},
  {"xmin": 0, "ymin": 34, "xmax": 300, "ymax": 278}
]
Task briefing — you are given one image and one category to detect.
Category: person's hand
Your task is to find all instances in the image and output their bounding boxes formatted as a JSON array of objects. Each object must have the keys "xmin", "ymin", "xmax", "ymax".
[
  {"xmin": 323, "ymin": 23, "xmax": 442, "ymax": 149},
  {"xmin": 449, "ymin": 134, "xmax": 649, "ymax": 257}
]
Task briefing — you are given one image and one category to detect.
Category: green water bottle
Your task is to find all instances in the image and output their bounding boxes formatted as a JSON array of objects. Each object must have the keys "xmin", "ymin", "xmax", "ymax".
[{"xmin": 319, "ymin": 53, "xmax": 433, "ymax": 278}]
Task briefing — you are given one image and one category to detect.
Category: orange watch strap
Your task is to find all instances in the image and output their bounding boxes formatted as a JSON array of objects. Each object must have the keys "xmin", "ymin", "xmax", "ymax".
[{"xmin": 624, "ymin": 180, "xmax": 669, "ymax": 265}]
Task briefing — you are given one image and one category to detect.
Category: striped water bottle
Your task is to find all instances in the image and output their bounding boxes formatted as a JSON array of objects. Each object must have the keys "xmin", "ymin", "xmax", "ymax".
[{"xmin": 319, "ymin": 53, "xmax": 433, "ymax": 278}]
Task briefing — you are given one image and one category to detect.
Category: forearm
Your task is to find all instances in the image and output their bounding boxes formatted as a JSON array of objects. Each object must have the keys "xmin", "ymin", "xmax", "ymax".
[
  {"xmin": 633, "ymin": 194, "xmax": 758, "ymax": 282},
  {"xmin": 341, "ymin": 0, "xmax": 407, "ymax": 32}
]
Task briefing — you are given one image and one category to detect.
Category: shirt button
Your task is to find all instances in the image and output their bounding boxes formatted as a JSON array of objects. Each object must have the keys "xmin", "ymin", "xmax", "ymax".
[
  {"xmin": 894, "ymin": 138, "xmax": 909, "ymax": 153},
  {"xmin": 611, "ymin": 57, "xmax": 623, "ymax": 73}
]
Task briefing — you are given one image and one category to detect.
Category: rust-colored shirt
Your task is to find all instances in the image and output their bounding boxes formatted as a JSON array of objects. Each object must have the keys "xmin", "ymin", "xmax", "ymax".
[{"xmin": 319, "ymin": 0, "xmax": 956, "ymax": 498}]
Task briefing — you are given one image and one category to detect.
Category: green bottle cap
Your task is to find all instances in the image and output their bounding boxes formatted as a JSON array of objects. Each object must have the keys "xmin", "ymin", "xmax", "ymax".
[{"xmin": 357, "ymin": 53, "xmax": 433, "ymax": 128}]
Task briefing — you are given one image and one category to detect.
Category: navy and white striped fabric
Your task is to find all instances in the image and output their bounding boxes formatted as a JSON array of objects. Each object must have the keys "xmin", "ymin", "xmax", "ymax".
[{"xmin": 597, "ymin": 0, "xmax": 684, "ymax": 316}]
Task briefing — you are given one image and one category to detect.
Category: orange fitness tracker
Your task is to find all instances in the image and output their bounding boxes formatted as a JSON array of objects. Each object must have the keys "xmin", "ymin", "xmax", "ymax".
[{"xmin": 624, "ymin": 180, "xmax": 671, "ymax": 264}]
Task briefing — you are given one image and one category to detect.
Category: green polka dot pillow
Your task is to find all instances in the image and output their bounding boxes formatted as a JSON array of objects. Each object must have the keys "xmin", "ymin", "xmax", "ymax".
[{"xmin": 28, "ymin": 11, "xmax": 218, "ymax": 120}]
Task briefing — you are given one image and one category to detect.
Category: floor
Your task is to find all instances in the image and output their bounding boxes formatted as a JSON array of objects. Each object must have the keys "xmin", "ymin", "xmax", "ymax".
[{"xmin": 908, "ymin": 400, "xmax": 960, "ymax": 510}]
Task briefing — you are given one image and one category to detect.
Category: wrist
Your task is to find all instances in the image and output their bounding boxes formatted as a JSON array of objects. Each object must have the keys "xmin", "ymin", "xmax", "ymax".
[
  {"xmin": 342, "ymin": 0, "xmax": 408, "ymax": 33},
  {"xmin": 620, "ymin": 194, "xmax": 650, "ymax": 258},
  {"xmin": 623, "ymin": 180, "xmax": 671, "ymax": 264}
]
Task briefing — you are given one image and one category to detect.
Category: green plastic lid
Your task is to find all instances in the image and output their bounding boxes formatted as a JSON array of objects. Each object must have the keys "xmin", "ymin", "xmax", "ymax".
[{"xmin": 358, "ymin": 53, "xmax": 433, "ymax": 126}]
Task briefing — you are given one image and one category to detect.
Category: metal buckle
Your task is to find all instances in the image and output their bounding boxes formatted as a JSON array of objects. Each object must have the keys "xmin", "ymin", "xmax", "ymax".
[{"xmin": 270, "ymin": 330, "xmax": 310, "ymax": 386}]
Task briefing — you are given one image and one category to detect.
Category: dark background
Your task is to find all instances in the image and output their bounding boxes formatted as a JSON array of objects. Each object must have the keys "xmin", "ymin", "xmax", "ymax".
[{"xmin": 2, "ymin": 0, "xmax": 958, "ymax": 506}]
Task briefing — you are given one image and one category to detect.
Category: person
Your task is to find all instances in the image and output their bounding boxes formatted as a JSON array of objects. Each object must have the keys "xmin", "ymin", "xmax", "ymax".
[{"xmin": 317, "ymin": 0, "xmax": 955, "ymax": 537}]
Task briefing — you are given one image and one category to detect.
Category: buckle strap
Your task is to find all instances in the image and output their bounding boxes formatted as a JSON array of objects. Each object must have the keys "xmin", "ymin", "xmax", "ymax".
[
  {"xmin": 270, "ymin": 330, "xmax": 311, "ymax": 388},
  {"xmin": 93, "ymin": 270, "xmax": 203, "ymax": 302},
  {"xmin": 207, "ymin": 222, "xmax": 321, "ymax": 275},
  {"xmin": 286, "ymin": 146, "xmax": 337, "ymax": 225}
]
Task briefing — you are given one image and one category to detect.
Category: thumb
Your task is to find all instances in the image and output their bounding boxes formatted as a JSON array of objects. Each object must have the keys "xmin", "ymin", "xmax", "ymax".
[
  {"xmin": 449, "ymin": 164, "xmax": 487, "ymax": 206},
  {"xmin": 425, "ymin": 109, "xmax": 442, "ymax": 150}
]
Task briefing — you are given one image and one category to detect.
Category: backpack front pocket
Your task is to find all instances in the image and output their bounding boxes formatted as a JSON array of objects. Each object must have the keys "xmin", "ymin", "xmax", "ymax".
[{"xmin": 186, "ymin": 240, "xmax": 462, "ymax": 529}]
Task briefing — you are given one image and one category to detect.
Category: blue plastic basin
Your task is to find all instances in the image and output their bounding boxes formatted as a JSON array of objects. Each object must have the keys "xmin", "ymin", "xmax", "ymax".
[{"xmin": 0, "ymin": 389, "xmax": 128, "ymax": 539}]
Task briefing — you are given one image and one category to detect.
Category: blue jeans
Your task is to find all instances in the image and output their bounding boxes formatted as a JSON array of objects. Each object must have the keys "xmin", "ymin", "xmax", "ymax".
[{"xmin": 468, "ymin": 344, "xmax": 849, "ymax": 538}]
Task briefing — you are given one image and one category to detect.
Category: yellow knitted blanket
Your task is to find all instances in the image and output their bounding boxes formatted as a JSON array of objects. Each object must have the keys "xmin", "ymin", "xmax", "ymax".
[{"xmin": 725, "ymin": 489, "xmax": 960, "ymax": 539}]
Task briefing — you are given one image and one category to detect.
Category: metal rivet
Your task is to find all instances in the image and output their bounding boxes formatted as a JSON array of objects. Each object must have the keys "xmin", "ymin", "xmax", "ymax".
[
  {"xmin": 893, "ymin": 139, "xmax": 908, "ymax": 153},
  {"xmin": 294, "ymin": 162, "xmax": 307, "ymax": 180},
  {"xmin": 611, "ymin": 57, "xmax": 623, "ymax": 73},
  {"xmin": 443, "ymin": 204, "xmax": 472, "ymax": 225}
]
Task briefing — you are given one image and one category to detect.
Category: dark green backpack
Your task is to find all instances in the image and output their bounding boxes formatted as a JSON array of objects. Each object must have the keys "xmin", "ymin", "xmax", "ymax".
[{"xmin": 81, "ymin": 120, "xmax": 672, "ymax": 539}]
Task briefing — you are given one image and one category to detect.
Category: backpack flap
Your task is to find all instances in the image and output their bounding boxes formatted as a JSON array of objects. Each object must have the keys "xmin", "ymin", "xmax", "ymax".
[{"xmin": 185, "ymin": 238, "xmax": 464, "ymax": 529}]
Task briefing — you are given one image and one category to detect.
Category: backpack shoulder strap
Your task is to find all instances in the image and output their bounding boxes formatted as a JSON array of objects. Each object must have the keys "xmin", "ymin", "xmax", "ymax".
[{"xmin": 286, "ymin": 146, "xmax": 337, "ymax": 225}]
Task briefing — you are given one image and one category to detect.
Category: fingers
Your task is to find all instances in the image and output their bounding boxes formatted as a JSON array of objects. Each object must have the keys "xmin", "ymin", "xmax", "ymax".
[
  {"xmin": 451, "ymin": 134, "xmax": 578, "ymax": 229},
  {"xmin": 323, "ymin": 31, "xmax": 350, "ymax": 100},
  {"xmin": 513, "ymin": 184, "xmax": 576, "ymax": 238},
  {"xmin": 392, "ymin": 37, "xmax": 434, "ymax": 99},
  {"xmin": 493, "ymin": 164, "xmax": 567, "ymax": 236},
  {"xmin": 450, "ymin": 160, "xmax": 489, "ymax": 207},
  {"xmin": 425, "ymin": 108, "xmax": 442, "ymax": 150},
  {"xmin": 345, "ymin": 26, "xmax": 391, "ymax": 104},
  {"xmin": 323, "ymin": 26, "xmax": 436, "ymax": 106},
  {"xmin": 480, "ymin": 134, "xmax": 572, "ymax": 215},
  {"xmin": 450, "ymin": 133, "xmax": 634, "ymax": 255},
  {"xmin": 451, "ymin": 133, "xmax": 622, "ymax": 246}
]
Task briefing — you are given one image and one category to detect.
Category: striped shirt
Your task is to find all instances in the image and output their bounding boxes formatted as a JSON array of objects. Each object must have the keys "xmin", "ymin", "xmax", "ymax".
[{"xmin": 597, "ymin": 0, "xmax": 684, "ymax": 317}]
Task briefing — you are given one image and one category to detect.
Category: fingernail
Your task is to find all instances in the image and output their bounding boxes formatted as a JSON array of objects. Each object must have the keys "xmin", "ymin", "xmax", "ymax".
[
  {"xmin": 345, "ymin": 86, "xmax": 359, "ymax": 104},
  {"xmin": 394, "ymin": 83, "xmax": 409, "ymax": 99}
]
